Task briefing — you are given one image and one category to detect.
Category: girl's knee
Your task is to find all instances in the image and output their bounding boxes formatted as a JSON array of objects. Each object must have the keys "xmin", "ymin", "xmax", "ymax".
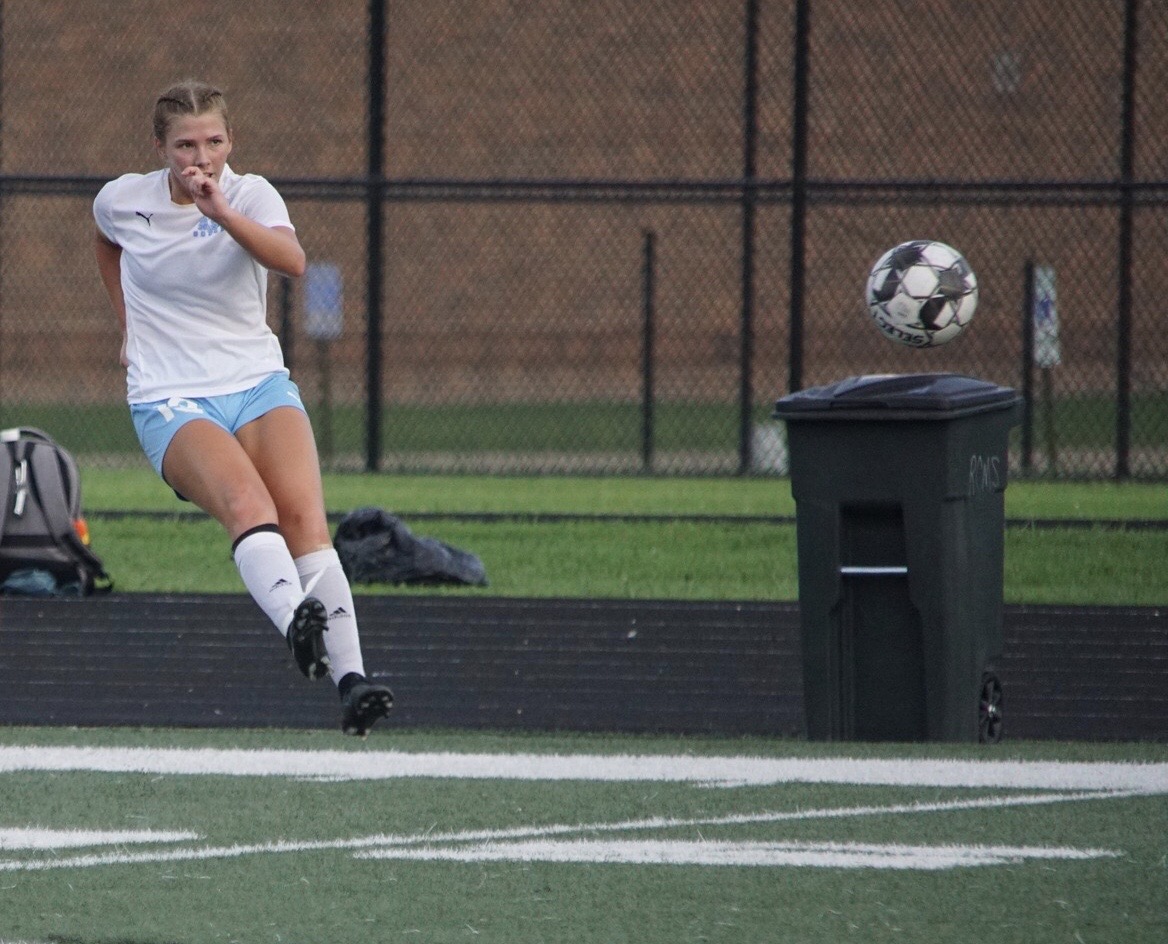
[{"xmin": 219, "ymin": 482, "xmax": 279, "ymax": 534}]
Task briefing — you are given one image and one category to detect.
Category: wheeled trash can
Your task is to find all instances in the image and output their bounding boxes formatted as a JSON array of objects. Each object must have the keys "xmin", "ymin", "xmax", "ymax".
[{"xmin": 774, "ymin": 373, "xmax": 1021, "ymax": 743}]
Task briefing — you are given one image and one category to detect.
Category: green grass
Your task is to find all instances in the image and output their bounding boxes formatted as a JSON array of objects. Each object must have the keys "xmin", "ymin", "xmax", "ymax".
[
  {"xmin": 93, "ymin": 516, "xmax": 801, "ymax": 600},
  {"xmin": 79, "ymin": 467, "xmax": 1168, "ymax": 520},
  {"xmin": 2, "ymin": 401, "xmax": 758, "ymax": 457},
  {"xmin": 1028, "ymin": 389, "xmax": 1168, "ymax": 449},
  {"xmin": 76, "ymin": 469, "xmax": 1168, "ymax": 604},
  {"xmin": 0, "ymin": 726, "xmax": 1164, "ymax": 944},
  {"xmin": 7, "ymin": 392, "xmax": 1168, "ymax": 456}
]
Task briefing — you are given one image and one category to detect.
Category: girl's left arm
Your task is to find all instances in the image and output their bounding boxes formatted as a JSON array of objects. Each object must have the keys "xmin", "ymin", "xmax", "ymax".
[
  {"xmin": 182, "ymin": 167, "xmax": 307, "ymax": 277},
  {"xmin": 218, "ymin": 211, "xmax": 307, "ymax": 277}
]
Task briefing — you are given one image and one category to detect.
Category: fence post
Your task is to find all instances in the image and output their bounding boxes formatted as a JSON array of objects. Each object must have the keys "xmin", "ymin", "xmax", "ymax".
[
  {"xmin": 1115, "ymin": 0, "xmax": 1139, "ymax": 479},
  {"xmin": 786, "ymin": 0, "xmax": 811, "ymax": 396},
  {"xmin": 738, "ymin": 0, "xmax": 760, "ymax": 475},
  {"xmin": 641, "ymin": 230, "xmax": 656, "ymax": 473},
  {"xmin": 0, "ymin": 0, "xmax": 5, "ymax": 412},
  {"xmin": 278, "ymin": 276, "xmax": 295, "ymax": 370},
  {"xmin": 365, "ymin": 0, "xmax": 387, "ymax": 472},
  {"xmin": 1020, "ymin": 261, "xmax": 1035, "ymax": 474}
]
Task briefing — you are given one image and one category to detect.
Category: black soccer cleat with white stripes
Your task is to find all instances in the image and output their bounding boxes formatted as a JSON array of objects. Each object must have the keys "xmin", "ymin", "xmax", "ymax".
[
  {"xmin": 339, "ymin": 673, "xmax": 394, "ymax": 737},
  {"xmin": 287, "ymin": 596, "xmax": 330, "ymax": 680}
]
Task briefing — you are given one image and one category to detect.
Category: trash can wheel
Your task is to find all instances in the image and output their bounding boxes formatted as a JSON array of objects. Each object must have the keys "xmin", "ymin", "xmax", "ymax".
[{"xmin": 978, "ymin": 672, "xmax": 1003, "ymax": 744}]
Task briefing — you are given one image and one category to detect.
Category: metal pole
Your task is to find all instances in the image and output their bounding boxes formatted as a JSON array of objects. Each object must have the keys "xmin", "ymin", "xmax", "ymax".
[
  {"xmin": 737, "ymin": 0, "xmax": 760, "ymax": 475},
  {"xmin": 0, "ymin": 0, "xmax": 5, "ymax": 410},
  {"xmin": 787, "ymin": 0, "xmax": 811, "ymax": 395},
  {"xmin": 1115, "ymin": 0, "xmax": 1138, "ymax": 479},
  {"xmin": 1020, "ymin": 261, "xmax": 1035, "ymax": 473},
  {"xmin": 365, "ymin": 0, "xmax": 387, "ymax": 472},
  {"xmin": 317, "ymin": 338, "xmax": 334, "ymax": 464},
  {"xmin": 278, "ymin": 275, "xmax": 294, "ymax": 370},
  {"xmin": 641, "ymin": 230, "xmax": 656, "ymax": 472}
]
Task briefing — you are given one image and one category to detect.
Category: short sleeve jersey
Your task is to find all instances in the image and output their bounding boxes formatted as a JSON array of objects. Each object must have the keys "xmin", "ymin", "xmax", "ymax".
[{"xmin": 93, "ymin": 166, "xmax": 293, "ymax": 404}]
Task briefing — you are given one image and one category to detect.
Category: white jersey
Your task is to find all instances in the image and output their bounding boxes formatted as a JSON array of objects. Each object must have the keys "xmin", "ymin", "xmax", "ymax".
[{"xmin": 93, "ymin": 166, "xmax": 293, "ymax": 404}]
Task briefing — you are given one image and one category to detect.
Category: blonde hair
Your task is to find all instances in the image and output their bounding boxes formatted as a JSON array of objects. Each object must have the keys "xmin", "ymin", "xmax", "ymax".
[{"xmin": 152, "ymin": 80, "xmax": 231, "ymax": 143}]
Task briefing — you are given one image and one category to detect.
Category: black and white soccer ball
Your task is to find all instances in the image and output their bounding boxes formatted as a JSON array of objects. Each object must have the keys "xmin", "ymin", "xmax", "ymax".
[{"xmin": 865, "ymin": 240, "xmax": 978, "ymax": 347}]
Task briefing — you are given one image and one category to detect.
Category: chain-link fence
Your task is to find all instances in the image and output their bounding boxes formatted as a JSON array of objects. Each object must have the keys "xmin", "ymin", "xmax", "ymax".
[{"xmin": 1, "ymin": 0, "xmax": 1164, "ymax": 478}]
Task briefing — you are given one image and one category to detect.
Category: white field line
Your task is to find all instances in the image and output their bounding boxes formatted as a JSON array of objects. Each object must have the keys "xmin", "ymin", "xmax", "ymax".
[
  {"xmin": 0, "ymin": 789, "xmax": 1131, "ymax": 873},
  {"xmin": 0, "ymin": 746, "xmax": 1165, "ymax": 793},
  {"xmin": 359, "ymin": 838, "xmax": 1122, "ymax": 870},
  {"xmin": 0, "ymin": 828, "xmax": 197, "ymax": 850}
]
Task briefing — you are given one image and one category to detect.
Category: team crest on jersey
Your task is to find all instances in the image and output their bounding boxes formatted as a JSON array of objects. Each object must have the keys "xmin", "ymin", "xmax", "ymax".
[{"xmin": 193, "ymin": 217, "xmax": 223, "ymax": 238}]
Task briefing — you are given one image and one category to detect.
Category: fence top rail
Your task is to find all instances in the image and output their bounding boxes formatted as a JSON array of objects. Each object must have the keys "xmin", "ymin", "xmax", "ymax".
[{"xmin": 4, "ymin": 174, "xmax": 1168, "ymax": 204}]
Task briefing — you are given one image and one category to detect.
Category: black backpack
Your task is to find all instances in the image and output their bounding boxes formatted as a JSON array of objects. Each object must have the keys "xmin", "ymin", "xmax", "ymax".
[{"xmin": 0, "ymin": 427, "xmax": 112, "ymax": 595}]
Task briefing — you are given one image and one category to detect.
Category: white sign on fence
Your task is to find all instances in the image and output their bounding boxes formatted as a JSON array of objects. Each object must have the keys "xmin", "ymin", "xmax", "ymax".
[{"xmin": 1032, "ymin": 264, "xmax": 1061, "ymax": 368}]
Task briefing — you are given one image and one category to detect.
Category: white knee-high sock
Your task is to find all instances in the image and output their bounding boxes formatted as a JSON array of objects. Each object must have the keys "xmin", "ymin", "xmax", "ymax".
[
  {"xmin": 232, "ymin": 526, "xmax": 303, "ymax": 637},
  {"xmin": 295, "ymin": 547, "xmax": 365, "ymax": 683}
]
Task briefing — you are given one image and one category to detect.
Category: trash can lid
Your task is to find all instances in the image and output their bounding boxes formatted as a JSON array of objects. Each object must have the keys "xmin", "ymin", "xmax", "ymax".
[{"xmin": 775, "ymin": 373, "xmax": 1018, "ymax": 418}]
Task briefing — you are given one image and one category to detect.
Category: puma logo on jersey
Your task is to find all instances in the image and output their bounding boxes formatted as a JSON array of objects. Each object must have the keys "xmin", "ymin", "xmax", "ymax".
[{"xmin": 135, "ymin": 211, "xmax": 154, "ymax": 226}]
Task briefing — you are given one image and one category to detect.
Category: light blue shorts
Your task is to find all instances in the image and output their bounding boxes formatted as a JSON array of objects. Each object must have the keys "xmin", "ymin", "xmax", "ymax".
[{"xmin": 131, "ymin": 372, "xmax": 307, "ymax": 478}]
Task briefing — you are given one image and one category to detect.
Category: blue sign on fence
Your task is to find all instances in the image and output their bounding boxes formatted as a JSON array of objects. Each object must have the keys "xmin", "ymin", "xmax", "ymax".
[{"xmin": 304, "ymin": 263, "xmax": 343, "ymax": 341}]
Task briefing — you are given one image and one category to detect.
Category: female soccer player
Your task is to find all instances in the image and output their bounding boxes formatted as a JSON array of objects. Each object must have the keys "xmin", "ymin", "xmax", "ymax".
[{"xmin": 93, "ymin": 80, "xmax": 392, "ymax": 735}]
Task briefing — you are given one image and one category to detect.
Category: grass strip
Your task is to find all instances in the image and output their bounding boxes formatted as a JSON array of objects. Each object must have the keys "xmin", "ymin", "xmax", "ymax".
[
  {"xmin": 71, "ymin": 470, "xmax": 1168, "ymax": 604},
  {"xmin": 90, "ymin": 514, "xmax": 1167, "ymax": 605}
]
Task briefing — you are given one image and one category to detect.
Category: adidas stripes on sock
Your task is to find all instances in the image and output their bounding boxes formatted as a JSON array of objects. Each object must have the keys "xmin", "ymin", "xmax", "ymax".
[
  {"xmin": 232, "ymin": 525, "xmax": 303, "ymax": 637},
  {"xmin": 295, "ymin": 547, "xmax": 366, "ymax": 683}
]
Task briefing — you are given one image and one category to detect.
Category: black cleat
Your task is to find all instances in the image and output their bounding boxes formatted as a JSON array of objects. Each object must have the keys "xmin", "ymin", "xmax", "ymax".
[
  {"xmin": 287, "ymin": 596, "xmax": 330, "ymax": 680},
  {"xmin": 339, "ymin": 674, "xmax": 394, "ymax": 737}
]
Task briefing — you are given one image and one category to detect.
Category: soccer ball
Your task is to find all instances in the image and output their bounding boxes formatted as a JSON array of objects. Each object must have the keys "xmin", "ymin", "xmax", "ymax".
[{"xmin": 865, "ymin": 240, "xmax": 978, "ymax": 347}]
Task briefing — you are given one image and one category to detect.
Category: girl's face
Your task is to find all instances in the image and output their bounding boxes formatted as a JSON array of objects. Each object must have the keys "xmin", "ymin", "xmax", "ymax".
[{"xmin": 156, "ymin": 112, "xmax": 233, "ymax": 201}]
